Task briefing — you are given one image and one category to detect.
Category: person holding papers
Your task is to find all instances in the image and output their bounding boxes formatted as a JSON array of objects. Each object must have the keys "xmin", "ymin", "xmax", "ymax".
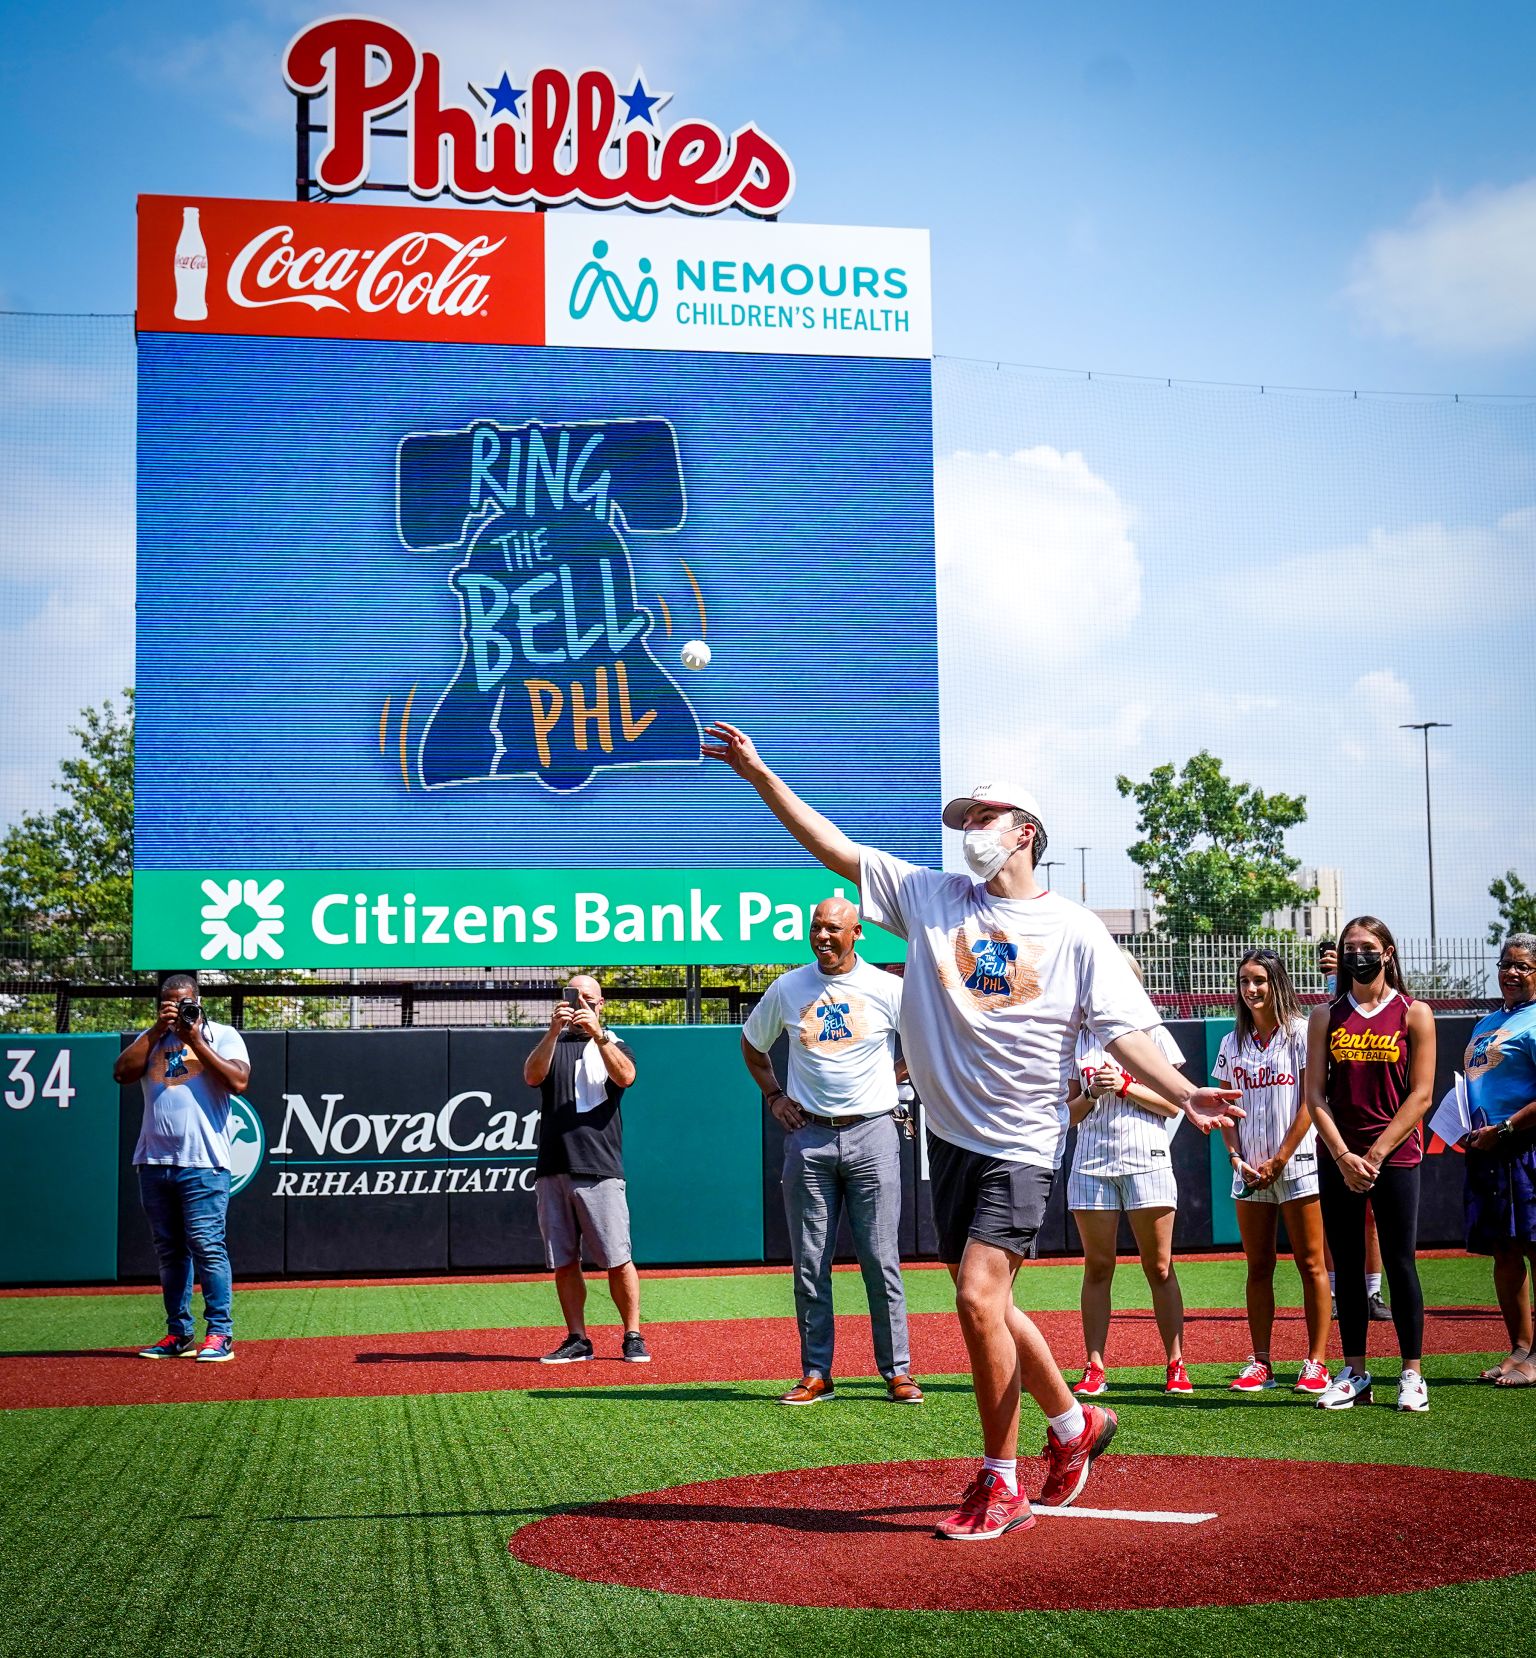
[{"xmin": 1462, "ymin": 934, "xmax": 1536, "ymax": 1387}]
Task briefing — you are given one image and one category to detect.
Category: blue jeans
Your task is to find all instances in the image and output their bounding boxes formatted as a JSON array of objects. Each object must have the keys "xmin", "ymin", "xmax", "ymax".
[{"xmin": 137, "ymin": 1165, "xmax": 233, "ymax": 1338}]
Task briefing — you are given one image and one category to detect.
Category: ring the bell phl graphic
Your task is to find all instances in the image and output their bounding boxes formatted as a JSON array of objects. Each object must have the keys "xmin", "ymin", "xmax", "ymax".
[{"xmin": 398, "ymin": 416, "xmax": 701, "ymax": 793}]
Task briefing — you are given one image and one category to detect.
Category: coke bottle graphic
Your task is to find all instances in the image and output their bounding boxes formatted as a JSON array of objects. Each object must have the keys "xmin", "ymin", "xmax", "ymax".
[{"xmin": 173, "ymin": 206, "xmax": 208, "ymax": 321}]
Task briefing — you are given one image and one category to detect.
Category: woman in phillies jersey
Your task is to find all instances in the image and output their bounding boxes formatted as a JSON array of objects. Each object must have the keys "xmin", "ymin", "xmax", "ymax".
[
  {"xmin": 1215, "ymin": 950, "xmax": 1331, "ymax": 1396},
  {"xmin": 1305, "ymin": 916, "xmax": 1437, "ymax": 1412}
]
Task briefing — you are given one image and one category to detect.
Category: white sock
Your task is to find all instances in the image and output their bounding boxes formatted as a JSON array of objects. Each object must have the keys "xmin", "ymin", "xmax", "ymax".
[
  {"xmin": 1047, "ymin": 1402, "xmax": 1087, "ymax": 1444},
  {"xmin": 1366, "ymin": 1273, "xmax": 1383, "ymax": 1296},
  {"xmin": 1327, "ymin": 1271, "xmax": 1337, "ymax": 1292},
  {"xmin": 981, "ymin": 1457, "xmax": 1017, "ymax": 1494}
]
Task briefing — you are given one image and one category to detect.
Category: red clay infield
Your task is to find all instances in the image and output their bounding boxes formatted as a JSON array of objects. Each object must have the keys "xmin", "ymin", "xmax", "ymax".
[
  {"xmin": 510, "ymin": 1454, "xmax": 1536, "ymax": 1611},
  {"xmin": 0, "ymin": 1307, "xmax": 1509, "ymax": 1411}
]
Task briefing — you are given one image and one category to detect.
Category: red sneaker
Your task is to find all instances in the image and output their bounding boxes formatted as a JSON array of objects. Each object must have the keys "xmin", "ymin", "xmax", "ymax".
[
  {"xmin": 1293, "ymin": 1359, "xmax": 1331, "ymax": 1394},
  {"xmin": 1073, "ymin": 1362, "xmax": 1108, "ymax": 1397},
  {"xmin": 1229, "ymin": 1359, "xmax": 1275, "ymax": 1393},
  {"xmin": 1037, "ymin": 1405, "xmax": 1117, "ymax": 1508},
  {"xmin": 934, "ymin": 1469, "xmax": 1035, "ymax": 1541},
  {"xmin": 1164, "ymin": 1358, "xmax": 1194, "ymax": 1395}
]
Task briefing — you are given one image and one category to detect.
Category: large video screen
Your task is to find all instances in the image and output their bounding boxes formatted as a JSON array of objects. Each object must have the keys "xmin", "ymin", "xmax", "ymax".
[{"xmin": 133, "ymin": 200, "xmax": 937, "ymax": 967}]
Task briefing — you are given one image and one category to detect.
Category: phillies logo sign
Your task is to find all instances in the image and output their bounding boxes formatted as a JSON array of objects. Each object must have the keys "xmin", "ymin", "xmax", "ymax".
[{"xmin": 283, "ymin": 15, "xmax": 796, "ymax": 218}]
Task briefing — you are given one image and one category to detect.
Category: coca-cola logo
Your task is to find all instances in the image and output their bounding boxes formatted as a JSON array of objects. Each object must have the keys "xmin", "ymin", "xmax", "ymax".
[
  {"xmin": 283, "ymin": 15, "xmax": 795, "ymax": 218},
  {"xmin": 227, "ymin": 226, "xmax": 505, "ymax": 316}
]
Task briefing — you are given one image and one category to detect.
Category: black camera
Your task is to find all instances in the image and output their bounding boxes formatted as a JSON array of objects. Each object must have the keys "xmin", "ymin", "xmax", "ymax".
[{"xmin": 177, "ymin": 998, "xmax": 202, "ymax": 1026}]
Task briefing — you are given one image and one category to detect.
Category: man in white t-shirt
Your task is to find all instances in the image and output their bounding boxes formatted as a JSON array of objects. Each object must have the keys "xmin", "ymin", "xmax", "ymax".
[
  {"xmin": 113, "ymin": 972, "xmax": 252, "ymax": 1362},
  {"xmin": 742, "ymin": 897, "xmax": 923, "ymax": 1406},
  {"xmin": 703, "ymin": 721, "xmax": 1241, "ymax": 1542}
]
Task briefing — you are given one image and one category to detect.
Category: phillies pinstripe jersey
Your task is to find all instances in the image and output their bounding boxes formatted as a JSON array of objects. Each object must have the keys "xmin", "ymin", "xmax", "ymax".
[
  {"xmin": 1069, "ymin": 1024, "xmax": 1186, "ymax": 1178},
  {"xmin": 1213, "ymin": 1021, "xmax": 1314, "ymax": 1171}
]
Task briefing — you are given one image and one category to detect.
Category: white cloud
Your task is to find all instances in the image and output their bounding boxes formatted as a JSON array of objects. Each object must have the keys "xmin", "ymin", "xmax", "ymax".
[
  {"xmin": 1218, "ymin": 510, "xmax": 1536, "ymax": 635},
  {"xmin": 935, "ymin": 445, "xmax": 1142, "ymax": 660},
  {"xmin": 0, "ymin": 592, "xmax": 133, "ymax": 825},
  {"xmin": 1346, "ymin": 178, "xmax": 1536, "ymax": 353}
]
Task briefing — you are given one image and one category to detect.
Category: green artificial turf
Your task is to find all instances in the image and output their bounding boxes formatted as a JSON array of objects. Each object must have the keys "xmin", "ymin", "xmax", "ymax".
[
  {"xmin": 0, "ymin": 1255, "xmax": 1500, "ymax": 1352},
  {"xmin": 1, "ymin": 1258, "xmax": 1532, "ymax": 1658}
]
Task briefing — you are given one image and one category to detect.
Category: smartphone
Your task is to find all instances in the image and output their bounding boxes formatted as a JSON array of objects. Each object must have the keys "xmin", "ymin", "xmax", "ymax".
[{"xmin": 562, "ymin": 986, "xmax": 582, "ymax": 1009}]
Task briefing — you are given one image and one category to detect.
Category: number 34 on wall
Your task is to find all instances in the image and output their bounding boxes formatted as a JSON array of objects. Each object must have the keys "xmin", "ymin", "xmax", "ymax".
[{"xmin": 4, "ymin": 1049, "xmax": 75, "ymax": 1110}]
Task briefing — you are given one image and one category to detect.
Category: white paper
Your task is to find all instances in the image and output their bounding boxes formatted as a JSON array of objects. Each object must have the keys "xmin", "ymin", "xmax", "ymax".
[{"xmin": 1427, "ymin": 1071, "xmax": 1471, "ymax": 1146}]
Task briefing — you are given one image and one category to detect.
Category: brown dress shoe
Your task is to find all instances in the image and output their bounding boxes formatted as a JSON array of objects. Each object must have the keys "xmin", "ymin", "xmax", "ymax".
[
  {"xmin": 777, "ymin": 1376, "xmax": 834, "ymax": 1405},
  {"xmin": 887, "ymin": 1373, "xmax": 925, "ymax": 1404}
]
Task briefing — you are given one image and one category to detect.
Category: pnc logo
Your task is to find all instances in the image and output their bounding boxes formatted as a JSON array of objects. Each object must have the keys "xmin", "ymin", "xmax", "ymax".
[
  {"xmin": 569, "ymin": 241, "xmax": 658, "ymax": 323},
  {"xmin": 201, "ymin": 878, "xmax": 286, "ymax": 963},
  {"xmin": 228, "ymin": 1095, "xmax": 266, "ymax": 1197}
]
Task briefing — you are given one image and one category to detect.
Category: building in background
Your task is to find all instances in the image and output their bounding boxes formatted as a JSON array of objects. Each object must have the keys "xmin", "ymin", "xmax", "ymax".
[{"xmin": 1264, "ymin": 867, "xmax": 1343, "ymax": 941}]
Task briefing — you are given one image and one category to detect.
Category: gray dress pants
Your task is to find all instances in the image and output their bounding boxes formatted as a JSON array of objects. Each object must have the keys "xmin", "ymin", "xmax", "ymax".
[{"xmin": 782, "ymin": 1111, "xmax": 910, "ymax": 1380}]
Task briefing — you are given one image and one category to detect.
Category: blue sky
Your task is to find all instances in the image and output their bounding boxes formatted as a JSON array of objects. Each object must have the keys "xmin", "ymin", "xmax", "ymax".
[{"xmin": 3, "ymin": 1, "xmax": 1535, "ymax": 944}]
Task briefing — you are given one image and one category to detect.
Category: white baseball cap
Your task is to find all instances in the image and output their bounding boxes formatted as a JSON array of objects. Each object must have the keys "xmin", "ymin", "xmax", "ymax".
[{"xmin": 941, "ymin": 782, "xmax": 1045, "ymax": 831}]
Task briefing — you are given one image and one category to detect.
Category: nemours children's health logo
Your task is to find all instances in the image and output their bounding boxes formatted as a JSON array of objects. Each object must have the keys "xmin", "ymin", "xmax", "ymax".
[
  {"xmin": 228, "ymin": 1095, "xmax": 266, "ymax": 1196},
  {"xmin": 569, "ymin": 242, "xmax": 659, "ymax": 323}
]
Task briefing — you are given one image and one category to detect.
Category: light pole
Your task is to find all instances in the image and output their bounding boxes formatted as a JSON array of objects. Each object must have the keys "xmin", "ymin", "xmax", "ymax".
[
  {"xmin": 1399, "ymin": 721, "xmax": 1450, "ymax": 953},
  {"xmin": 1041, "ymin": 860, "xmax": 1063, "ymax": 892},
  {"xmin": 1075, "ymin": 846, "xmax": 1091, "ymax": 905}
]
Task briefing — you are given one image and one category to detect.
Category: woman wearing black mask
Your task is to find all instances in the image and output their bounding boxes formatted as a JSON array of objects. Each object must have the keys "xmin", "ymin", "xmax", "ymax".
[{"xmin": 1304, "ymin": 915, "xmax": 1436, "ymax": 1412}]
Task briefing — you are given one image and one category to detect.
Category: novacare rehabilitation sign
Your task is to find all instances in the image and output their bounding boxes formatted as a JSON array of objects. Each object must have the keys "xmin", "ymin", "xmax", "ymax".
[{"xmin": 134, "ymin": 103, "xmax": 935, "ymax": 971}]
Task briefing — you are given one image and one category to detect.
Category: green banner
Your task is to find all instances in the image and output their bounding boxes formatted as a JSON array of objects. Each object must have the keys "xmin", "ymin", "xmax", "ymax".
[
  {"xmin": 1204, "ymin": 1017, "xmax": 1239, "ymax": 1246},
  {"xmin": 133, "ymin": 867, "xmax": 899, "ymax": 969},
  {"xmin": 0, "ymin": 1036, "xmax": 120, "ymax": 1284}
]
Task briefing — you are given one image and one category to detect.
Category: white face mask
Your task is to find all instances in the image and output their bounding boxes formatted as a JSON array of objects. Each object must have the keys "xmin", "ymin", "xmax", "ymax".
[{"xmin": 962, "ymin": 825, "xmax": 1016, "ymax": 881}]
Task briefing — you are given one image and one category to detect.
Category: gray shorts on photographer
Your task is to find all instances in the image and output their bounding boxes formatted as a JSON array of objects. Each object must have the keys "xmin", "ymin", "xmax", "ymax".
[{"xmin": 536, "ymin": 1174, "xmax": 633, "ymax": 1271}]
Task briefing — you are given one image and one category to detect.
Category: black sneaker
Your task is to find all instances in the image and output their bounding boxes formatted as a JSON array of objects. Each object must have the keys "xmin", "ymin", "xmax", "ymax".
[
  {"xmin": 621, "ymin": 1330, "xmax": 651, "ymax": 1364},
  {"xmin": 1367, "ymin": 1291, "xmax": 1393, "ymax": 1322},
  {"xmin": 540, "ymin": 1332, "xmax": 594, "ymax": 1364}
]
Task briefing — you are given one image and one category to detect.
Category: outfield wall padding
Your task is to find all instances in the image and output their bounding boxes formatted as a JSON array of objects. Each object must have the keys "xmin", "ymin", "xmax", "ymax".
[{"xmin": 0, "ymin": 1019, "xmax": 1480, "ymax": 1284}]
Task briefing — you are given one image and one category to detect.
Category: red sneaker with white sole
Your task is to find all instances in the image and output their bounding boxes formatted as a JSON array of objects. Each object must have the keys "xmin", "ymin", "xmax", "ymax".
[
  {"xmin": 1037, "ymin": 1405, "xmax": 1117, "ymax": 1508},
  {"xmin": 1164, "ymin": 1358, "xmax": 1194, "ymax": 1395},
  {"xmin": 1229, "ymin": 1359, "xmax": 1275, "ymax": 1392},
  {"xmin": 1293, "ymin": 1359, "xmax": 1331, "ymax": 1394},
  {"xmin": 934, "ymin": 1469, "xmax": 1035, "ymax": 1541},
  {"xmin": 1073, "ymin": 1362, "xmax": 1108, "ymax": 1397}
]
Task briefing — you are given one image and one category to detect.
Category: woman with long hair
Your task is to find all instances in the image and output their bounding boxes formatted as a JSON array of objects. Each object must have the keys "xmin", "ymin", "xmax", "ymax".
[
  {"xmin": 1462, "ymin": 933, "xmax": 1536, "ymax": 1386},
  {"xmin": 1215, "ymin": 949, "xmax": 1331, "ymax": 1395},
  {"xmin": 1304, "ymin": 916, "xmax": 1436, "ymax": 1411},
  {"xmin": 1066, "ymin": 954, "xmax": 1192, "ymax": 1398}
]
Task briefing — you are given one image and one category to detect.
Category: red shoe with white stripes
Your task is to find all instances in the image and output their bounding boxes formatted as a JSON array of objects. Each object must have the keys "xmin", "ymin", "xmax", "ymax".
[
  {"xmin": 1164, "ymin": 1358, "xmax": 1194, "ymax": 1395},
  {"xmin": 1073, "ymin": 1362, "xmax": 1108, "ymax": 1397},
  {"xmin": 1293, "ymin": 1359, "xmax": 1331, "ymax": 1394},
  {"xmin": 1230, "ymin": 1359, "xmax": 1275, "ymax": 1392}
]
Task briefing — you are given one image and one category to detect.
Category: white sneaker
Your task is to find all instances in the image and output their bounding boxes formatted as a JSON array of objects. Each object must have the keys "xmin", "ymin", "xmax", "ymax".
[
  {"xmin": 1396, "ymin": 1370, "xmax": 1430, "ymax": 1413},
  {"xmin": 1316, "ymin": 1366, "xmax": 1373, "ymax": 1409}
]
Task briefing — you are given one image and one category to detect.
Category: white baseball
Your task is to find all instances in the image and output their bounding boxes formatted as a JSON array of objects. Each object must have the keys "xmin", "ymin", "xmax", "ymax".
[{"xmin": 681, "ymin": 639, "xmax": 711, "ymax": 670}]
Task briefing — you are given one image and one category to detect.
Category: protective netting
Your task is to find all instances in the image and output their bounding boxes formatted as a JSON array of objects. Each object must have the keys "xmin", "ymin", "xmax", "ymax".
[{"xmin": 2, "ymin": 317, "xmax": 1532, "ymax": 980}]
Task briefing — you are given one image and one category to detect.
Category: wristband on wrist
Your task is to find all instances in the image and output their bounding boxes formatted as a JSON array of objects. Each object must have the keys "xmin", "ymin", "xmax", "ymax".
[{"xmin": 1117, "ymin": 1073, "xmax": 1131, "ymax": 1099}]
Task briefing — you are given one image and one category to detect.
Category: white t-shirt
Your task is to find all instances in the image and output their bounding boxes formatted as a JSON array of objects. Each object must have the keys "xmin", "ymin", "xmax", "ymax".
[
  {"xmin": 132, "ymin": 1018, "xmax": 250, "ymax": 1171},
  {"xmin": 858, "ymin": 848, "xmax": 1160, "ymax": 1167},
  {"xmin": 742, "ymin": 956, "xmax": 902, "ymax": 1119},
  {"xmin": 1213, "ymin": 1021, "xmax": 1314, "ymax": 1173},
  {"xmin": 1070, "ymin": 1025, "xmax": 1187, "ymax": 1178}
]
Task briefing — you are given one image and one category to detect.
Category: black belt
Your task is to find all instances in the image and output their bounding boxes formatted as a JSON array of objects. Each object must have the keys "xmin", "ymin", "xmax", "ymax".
[{"xmin": 801, "ymin": 1109, "xmax": 894, "ymax": 1130}]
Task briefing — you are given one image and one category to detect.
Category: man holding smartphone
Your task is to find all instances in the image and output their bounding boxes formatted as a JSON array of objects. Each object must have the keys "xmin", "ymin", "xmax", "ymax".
[
  {"xmin": 113, "ymin": 971, "xmax": 251, "ymax": 1362},
  {"xmin": 524, "ymin": 975, "xmax": 648, "ymax": 1363}
]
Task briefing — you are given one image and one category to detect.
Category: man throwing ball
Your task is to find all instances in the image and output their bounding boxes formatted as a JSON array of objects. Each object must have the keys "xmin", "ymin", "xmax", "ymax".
[{"xmin": 703, "ymin": 722, "xmax": 1241, "ymax": 1541}]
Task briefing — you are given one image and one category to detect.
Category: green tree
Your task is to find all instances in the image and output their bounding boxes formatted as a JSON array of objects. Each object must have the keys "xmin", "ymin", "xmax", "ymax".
[
  {"xmin": 1488, "ymin": 871, "xmax": 1536, "ymax": 946},
  {"xmin": 1116, "ymin": 750, "xmax": 1315, "ymax": 937},
  {"xmin": 0, "ymin": 691, "xmax": 134, "ymax": 972}
]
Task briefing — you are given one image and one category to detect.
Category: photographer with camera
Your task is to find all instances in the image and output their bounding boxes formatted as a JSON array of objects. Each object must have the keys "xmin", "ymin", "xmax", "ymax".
[
  {"xmin": 524, "ymin": 975, "xmax": 647, "ymax": 1365},
  {"xmin": 113, "ymin": 972, "xmax": 251, "ymax": 1362}
]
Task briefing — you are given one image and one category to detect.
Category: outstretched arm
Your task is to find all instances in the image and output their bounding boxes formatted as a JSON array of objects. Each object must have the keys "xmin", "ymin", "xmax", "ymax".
[
  {"xmin": 1106, "ymin": 1029, "xmax": 1244, "ymax": 1132},
  {"xmin": 701, "ymin": 722, "xmax": 860, "ymax": 885}
]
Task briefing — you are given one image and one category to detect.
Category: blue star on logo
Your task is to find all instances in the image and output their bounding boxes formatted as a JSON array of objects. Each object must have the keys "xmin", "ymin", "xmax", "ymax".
[
  {"xmin": 619, "ymin": 72, "xmax": 669, "ymax": 127},
  {"xmin": 479, "ymin": 71, "xmax": 525, "ymax": 119}
]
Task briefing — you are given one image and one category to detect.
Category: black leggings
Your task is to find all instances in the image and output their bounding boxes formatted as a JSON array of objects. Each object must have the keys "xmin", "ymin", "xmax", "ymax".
[{"xmin": 1318, "ymin": 1158, "xmax": 1424, "ymax": 1363}]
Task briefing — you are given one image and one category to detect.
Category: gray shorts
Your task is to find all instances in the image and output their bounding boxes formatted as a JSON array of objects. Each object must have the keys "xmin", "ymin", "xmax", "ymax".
[{"xmin": 535, "ymin": 1174, "xmax": 633, "ymax": 1271}]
